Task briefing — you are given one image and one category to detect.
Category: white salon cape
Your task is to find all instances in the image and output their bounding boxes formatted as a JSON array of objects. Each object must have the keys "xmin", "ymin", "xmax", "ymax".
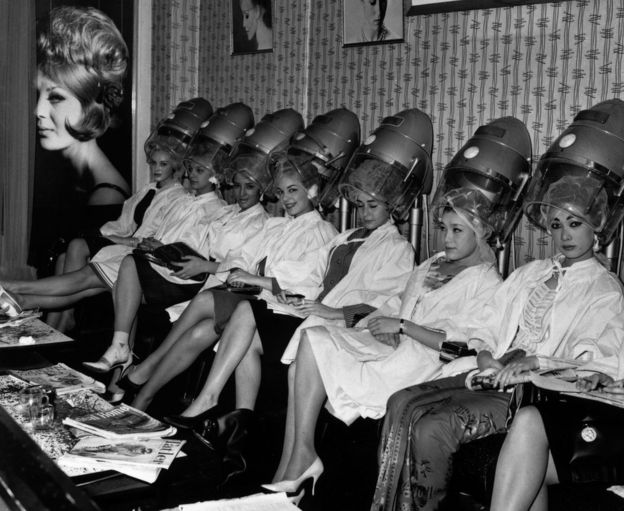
[
  {"xmin": 464, "ymin": 256, "xmax": 624, "ymax": 380},
  {"xmin": 90, "ymin": 183, "xmax": 187, "ymax": 287},
  {"xmin": 98, "ymin": 182, "xmax": 185, "ymax": 238},
  {"xmin": 92, "ymin": 189, "xmax": 225, "ymax": 287},
  {"xmin": 279, "ymin": 220, "xmax": 415, "ymax": 361},
  {"xmin": 166, "ymin": 209, "xmax": 338, "ymax": 321},
  {"xmin": 300, "ymin": 253, "xmax": 502, "ymax": 425},
  {"xmin": 165, "ymin": 202, "xmax": 270, "ymax": 320}
]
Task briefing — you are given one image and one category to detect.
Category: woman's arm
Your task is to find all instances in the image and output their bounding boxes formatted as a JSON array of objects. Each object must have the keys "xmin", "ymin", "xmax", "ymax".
[
  {"xmin": 227, "ymin": 269, "xmax": 275, "ymax": 291},
  {"xmin": 367, "ymin": 316, "xmax": 446, "ymax": 351},
  {"xmin": 102, "ymin": 234, "xmax": 140, "ymax": 247},
  {"xmin": 171, "ymin": 256, "xmax": 219, "ymax": 280}
]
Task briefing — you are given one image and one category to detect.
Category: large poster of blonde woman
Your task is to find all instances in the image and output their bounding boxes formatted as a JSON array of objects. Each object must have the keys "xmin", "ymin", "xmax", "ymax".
[
  {"xmin": 29, "ymin": 1, "xmax": 133, "ymax": 276},
  {"xmin": 232, "ymin": 0, "xmax": 273, "ymax": 54},
  {"xmin": 343, "ymin": 0, "xmax": 404, "ymax": 47}
]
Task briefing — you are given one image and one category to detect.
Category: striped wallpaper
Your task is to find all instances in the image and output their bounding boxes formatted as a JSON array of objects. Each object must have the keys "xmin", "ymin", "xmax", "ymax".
[{"xmin": 151, "ymin": 0, "xmax": 624, "ymax": 269}]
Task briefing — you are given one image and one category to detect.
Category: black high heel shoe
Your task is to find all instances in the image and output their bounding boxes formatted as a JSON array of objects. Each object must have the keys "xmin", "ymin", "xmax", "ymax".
[{"xmin": 162, "ymin": 404, "xmax": 223, "ymax": 431}]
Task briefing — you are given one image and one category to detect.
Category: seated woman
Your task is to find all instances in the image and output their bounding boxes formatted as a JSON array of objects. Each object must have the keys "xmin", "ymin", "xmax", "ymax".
[
  {"xmin": 490, "ymin": 371, "xmax": 624, "ymax": 511},
  {"xmin": 48, "ymin": 142, "xmax": 186, "ymax": 332},
  {"xmin": 371, "ymin": 175, "xmax": 624, "ymax": 511},
  {"xmin": 0, "ymin": 140, "xmax": 186, "ymax": 320},
  {"xmin": 264, "ymin": 187, "xmax": 502, "ymax": 498},
  {"xmin": 116, "ymin": 154, "xmax": 338, "ymax": 406},
  {"xmin": 82, "ymin": 134, "xmax": 231, "ymax": 372},
  {"xmin": 156, "ymin": 158, "xmax": 417, "ymax": 431}
]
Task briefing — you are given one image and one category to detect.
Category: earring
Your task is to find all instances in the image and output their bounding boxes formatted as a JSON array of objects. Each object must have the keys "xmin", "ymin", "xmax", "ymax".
[{"xmin": 593, "ymin": 233, "xmax": 600, "ymax": 252}]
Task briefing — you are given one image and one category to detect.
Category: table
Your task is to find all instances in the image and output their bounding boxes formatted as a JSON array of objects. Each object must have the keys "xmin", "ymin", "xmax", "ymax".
[{"xmin": 0, "ymin": 316, "xmax": 73, "ymax": 348}]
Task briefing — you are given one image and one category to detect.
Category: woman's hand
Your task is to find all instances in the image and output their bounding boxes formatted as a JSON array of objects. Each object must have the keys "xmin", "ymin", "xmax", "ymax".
[
  {"xmin": 603, "ymin": 379, "xmax": 624, "ymax": 394},
  {"xmin": 373, "ymin": 332, "xmax": 401, "ymax": 349},
  {"xmin": 293, "ymin": 301, "xmax": 342, "ymax": 320},
  {"xmin": 171, "ymin": 256, "xmax": 210, "ymax": 279},
  {"xmin": 493, "ymin": 355, "xmax": 539, "ymax": 389},
  {"xmin": 227, "ymin": 268, "xmax": 256, "ymax": 287},
  {"xmin": 137, "ymin": 237, "xmax": 163, "ymax": 251},
  {"xmin": 477, "ymin": 350, "xmax": 504, "ymax": 372},
  {"xmin": 576, "ymin": 373, "xmax": 614, "ymax": 392},
  {"xmin": 277, "ymin": 291, "xmax": 305, "ymax": 306},
  {"xmin": 367, "ymin": 316, "xmax": 401, "ymax": 336}
]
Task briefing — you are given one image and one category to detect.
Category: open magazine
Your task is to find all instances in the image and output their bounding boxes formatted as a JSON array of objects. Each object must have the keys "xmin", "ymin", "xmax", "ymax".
[
  {"xmin": 63, "ymin": 403, "xmax": 176, "ymax": 439},
  {"xmin": 10, "ymin": 363, "xmax": 105, "ymax": 395},
  {"xmin": 530, "ymin": 373, "xmax": 624, "ymax": 409},
  {"xmin": 134, "ymin": 242, "xmax": 208, "ymax": 281}
]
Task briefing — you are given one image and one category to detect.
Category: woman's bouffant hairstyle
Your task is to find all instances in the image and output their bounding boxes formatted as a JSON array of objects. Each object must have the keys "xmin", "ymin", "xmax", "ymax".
[
  {"xmin": 37, "ymin": 6, "xmax": 128, "ymax": 141},
  {"xmin": 145, "ymin": 141, "xmax": 184, "ymax": 173}
]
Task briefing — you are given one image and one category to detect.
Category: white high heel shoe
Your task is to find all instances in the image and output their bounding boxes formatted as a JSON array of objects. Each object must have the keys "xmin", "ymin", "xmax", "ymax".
[
  {"xmin": 83, "ymin": 343, "xmax": 133, "ymax": 374},
  {"xmin": 262, "ymin": 457, "xmax": 324, "ymax": 496},
  {"xmin": 0, "ymin": 285, "xmax": 22, "ymax": 318}
]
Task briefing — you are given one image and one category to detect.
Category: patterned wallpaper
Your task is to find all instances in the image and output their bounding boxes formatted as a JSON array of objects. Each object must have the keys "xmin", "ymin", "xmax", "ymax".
[{"xmin": 151, "ymin": 0, "xmax": 624, "ymax": 270}]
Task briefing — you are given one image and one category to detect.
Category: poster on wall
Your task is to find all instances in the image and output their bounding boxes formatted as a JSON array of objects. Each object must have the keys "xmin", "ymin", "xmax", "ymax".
[
  {"xmin": 30, "ymin": 0, "xmax": 133, "ymax": 275},
  {"xmin": 343, "ymin": 0, "xmax": 404, "ymax": 47},
  {"xmin": 232, "ymin": 0, "xmax": 273, "ymax": 55}
]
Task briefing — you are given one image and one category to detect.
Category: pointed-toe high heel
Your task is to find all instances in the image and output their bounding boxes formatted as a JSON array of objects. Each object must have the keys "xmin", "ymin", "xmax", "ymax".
[
  {"xmin": 0, "ymin": 286, "xmax": 22, "ymax": 318},
  {"xmin": 261, "ymin": 456, "xmax": 324, "ymax": 496},
  {"xmin": 82, "ymin": 344, "xmax": 132, "ymax": 374},
  {"xmin": 162, "ymin": 403, "xmax": 223, "ymax": 431}
]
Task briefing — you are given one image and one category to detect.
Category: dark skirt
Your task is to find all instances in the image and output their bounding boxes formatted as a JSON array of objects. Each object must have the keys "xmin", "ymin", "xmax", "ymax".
[
  {"xmin": 133, "ymin": 255, "xmax": 202, "ymax": 307},
  {"xmin": 212, "ymin": 289, "xmax": 256, "ymax": 335},
  {"xmin": 535, "ymin": 397, "xmax": 624, "ymax": 483},
  {"xmin": 248, "ymin": 300, "xmax": 304, "ymax": 363}
]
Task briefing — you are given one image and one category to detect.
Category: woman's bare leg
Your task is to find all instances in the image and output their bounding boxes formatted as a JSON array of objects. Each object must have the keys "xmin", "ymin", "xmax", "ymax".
[
  {"xmin": 47, "ymin": 238, "xmax": 91, "ymax": 331},
  {"xmin": 279, "ymin": 332, "xmax": 326, "ymax": 481},
  {"xmin": 126, "ymin": 290, "xmax": 217, "ymax": 385},
  {"xmin": 490, "ymin": 406, "xmax": 558, "ymax": 511},
  {"xmin": 113, "ymin": 256, "xmax": 144, "ymax": 334},
  {"xmin": 131, "ymin": 318, "xmax": 219, "ymax": 411},
  {"xmin": 13, "ymin": 288, "xmax": 105, "ymax": 310},
  {"xmin": 273, "ymin": 362, "xmax": 297, "ymax": 482},
  {"xmin": 182, "ymin": 300, "xmax": 259, "ymax": 417},
  {"xmin": 4, "ymin": 265, "xmax": 101, "ymax": 297},
  {"xmin": 233, "ymin": 336, "xmax": 263, "ymax": 410}
]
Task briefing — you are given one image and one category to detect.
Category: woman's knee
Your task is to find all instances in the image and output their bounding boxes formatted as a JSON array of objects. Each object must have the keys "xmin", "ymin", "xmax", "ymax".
[
  {"xmin": 192, "ymin": 290, "xmax": 215, "ymax": 310},
  {"xmin": 67, "ymin": 238, "xmax": 89, "ymax": 259}
]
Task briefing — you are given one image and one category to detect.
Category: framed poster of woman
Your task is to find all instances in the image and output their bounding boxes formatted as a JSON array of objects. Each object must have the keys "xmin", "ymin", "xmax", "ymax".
[
  {"xmin": 232, "ymin": 0, "xmax": 273, "ymax": 55},
  {"xmin": 343, "ymin": 0, "xmax": 404, "ymax": 47}
]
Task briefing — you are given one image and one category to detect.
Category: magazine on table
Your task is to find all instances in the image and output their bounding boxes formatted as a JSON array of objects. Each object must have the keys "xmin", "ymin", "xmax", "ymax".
[
  {"xmin": 62, "ymin": 436, "xmax": 184, "ymax": 468},
  {"xmin": 63, "ymin": 403, "xmax": 176, "ymax": 438},
  {"xmin": 58, "ymin": 454, "xmax": 162, "ymax": 483},
  {"xmin": 10, "ymin": 363, "xmax": 105, "ymax": 395}
]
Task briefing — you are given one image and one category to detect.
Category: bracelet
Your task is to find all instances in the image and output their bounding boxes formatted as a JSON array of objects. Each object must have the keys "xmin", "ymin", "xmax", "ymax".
[{"xmin": 399, "ymin": 318, "xmax": 405, "ymax": 335}]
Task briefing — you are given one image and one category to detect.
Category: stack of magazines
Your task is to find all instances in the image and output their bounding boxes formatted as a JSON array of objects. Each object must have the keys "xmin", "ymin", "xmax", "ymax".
[
  {"xmin": 59, "ymin": 403, "xmax": 183, "ymax": 482},
  {"xmin": 10, "ymin": 363, "xmax": 105, "ymax": 395},
  {"xmin": 58, "ymin": 436, "xmax": 185, "ymax": 483}
]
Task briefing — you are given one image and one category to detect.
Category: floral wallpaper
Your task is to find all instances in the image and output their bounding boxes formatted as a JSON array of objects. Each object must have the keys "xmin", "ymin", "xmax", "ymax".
[{"xmin": 151, "ymin": 0, "xmax": 624, "ymax": 270}]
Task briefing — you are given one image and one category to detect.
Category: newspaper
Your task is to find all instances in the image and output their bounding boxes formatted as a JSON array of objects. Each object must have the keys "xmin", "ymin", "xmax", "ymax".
[
  {"xmin": 63, "ymin": 403, "xmax": 176, "ymax": 439},
  {"xmin": 176, "ymin": 493, "xmax": 300, "ymax": 510},
  {"xmin": 10, "ymin": 363, "xmax": 105, "ymax": 395}
]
